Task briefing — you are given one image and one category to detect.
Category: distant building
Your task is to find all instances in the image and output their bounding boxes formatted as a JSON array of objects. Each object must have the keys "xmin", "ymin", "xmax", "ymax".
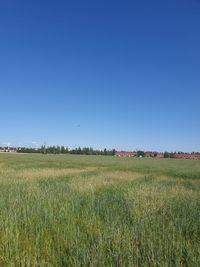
[
  {"xmin": 115, "ymin": 151, "xmax": 137, "ymax": 157},
  {"xmin": 174, "ymin": 153, "xmax": 200, "ymax": 160},
  {"xmin": 0, "ymin": 147, "xmax": 17, "ymax": 153},
  {"xmin": 115, "ymin": 151, "xmax": 200, "ymax": 160},
  {"xmin": 156, "ymin": 153, "xmax": 164, "ymax": 158},
  {"xmin": 145, "ymin": 152, "xmax": 155, "ymax": 158}
]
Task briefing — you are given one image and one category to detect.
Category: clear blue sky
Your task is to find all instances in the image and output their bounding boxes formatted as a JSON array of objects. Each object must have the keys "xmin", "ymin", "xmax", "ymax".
[{"xmin": 0, "ymin": 0, "xmax": 200, "ymax": 152}]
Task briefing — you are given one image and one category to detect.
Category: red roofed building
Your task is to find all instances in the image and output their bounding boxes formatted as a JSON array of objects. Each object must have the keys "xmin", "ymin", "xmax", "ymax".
[
  {"xmin": 115, "ymin": 151, "xmax": 137, "ymax": 157},
  {"xmin": 156, "ymin": 153, "xmax": 164, "ymax": 158},
  {"xmin": 174, "ymin": 153, "xmax": 200, "ymax": 160},
  {"xmin": 115, "ymin": 151, "xmax": 200, "ymax": 160}
]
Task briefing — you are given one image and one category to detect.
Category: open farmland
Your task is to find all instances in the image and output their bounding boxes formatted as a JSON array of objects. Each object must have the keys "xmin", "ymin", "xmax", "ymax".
[{"xmin": 0, "ymin": 153, "xmax": 199, "ymax": 266}]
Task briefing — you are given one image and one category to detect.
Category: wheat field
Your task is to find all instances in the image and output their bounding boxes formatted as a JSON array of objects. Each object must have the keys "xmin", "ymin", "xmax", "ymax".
[{"xmin": 0, "ymin": 153, "xmax": 199, "ymax": 266}]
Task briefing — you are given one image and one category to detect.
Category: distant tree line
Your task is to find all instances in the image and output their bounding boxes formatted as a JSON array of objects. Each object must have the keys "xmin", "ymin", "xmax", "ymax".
[
  {"xmin": 17, "ymin": 146, "xmax": 116, "ymax": 156},
  {"xmin": 69, "ymin": 147, "xmax": 116, "ymax": 156},
  {"xmin": 163, "ymin": 152, "xmax": 176, "ymax": 158},
  {"xmin": 137, "ymin": 151, "xmax": 146, "ymax": 157},
  {"xmin": 17, "ymin": 147, "xmax": 41, "ymax": 153},
  {"xmin": 14, "ymin": 147, "xmax": 200, "ymax": 158}
]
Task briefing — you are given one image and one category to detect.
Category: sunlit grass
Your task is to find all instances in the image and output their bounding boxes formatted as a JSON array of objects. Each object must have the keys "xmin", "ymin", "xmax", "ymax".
[{"xmin": 0, "ymin": 153, "xmax": 199, "ymax": 266}]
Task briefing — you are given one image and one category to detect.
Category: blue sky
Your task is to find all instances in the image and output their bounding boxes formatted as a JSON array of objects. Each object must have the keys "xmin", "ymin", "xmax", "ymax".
[{"xmin": 0, "ymin": 0, "xmax": 200, "ymax": 152}]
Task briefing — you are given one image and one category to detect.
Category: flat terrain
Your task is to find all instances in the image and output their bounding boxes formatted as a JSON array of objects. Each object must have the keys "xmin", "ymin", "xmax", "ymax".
[{"xmin": 0, "ymin": 153, "xmax": 199, "ymax": 266}]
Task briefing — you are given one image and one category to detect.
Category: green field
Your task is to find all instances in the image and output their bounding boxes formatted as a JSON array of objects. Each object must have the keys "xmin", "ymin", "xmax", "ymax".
[{"xmin": 0, "ymin": 153, "xmax": 199, "ymax": 266}]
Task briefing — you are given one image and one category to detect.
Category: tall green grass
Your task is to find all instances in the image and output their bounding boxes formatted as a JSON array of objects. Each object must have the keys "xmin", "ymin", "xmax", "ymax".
[{"xmin": 0, "ymin": 153, "xmax": 199, "ymax": 266}]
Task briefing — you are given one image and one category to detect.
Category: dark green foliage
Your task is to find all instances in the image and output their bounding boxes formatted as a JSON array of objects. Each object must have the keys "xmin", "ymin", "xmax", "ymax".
[
  {"xmin": 17, "ymin": 146, "xmax": 115, "ymax": 156},
  {"xmin": 137, "ymin": 150, "xmax": 145, "ymax": 157}
]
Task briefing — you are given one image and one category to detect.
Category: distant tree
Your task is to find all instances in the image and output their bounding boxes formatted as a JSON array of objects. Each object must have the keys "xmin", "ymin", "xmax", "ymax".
[
  {"xmin": 164, "ymin": 152, "xmax": 170, "ymax": 158},
  {"xmin": 112, "ymin": 149, "xmax": 116, "ymax": 156},
  {"xmin": 52, "ymin": 146, "xmax": 56, "ymax": 154},
  {"xmin": 61, "ymin": 146, "xmax": 65, "ymax": 154},
  {"xmin": 169, "ymin": 152, "xmax": 175, "ymax": 158},
  {"xmin": 41, "ymin": 145, "xmax": 46, "ymax": 154},
  {"xmin": 137, "ymin": 151, "xmax": 145, "ymax": 157},
  {"xmin": 77, "ymin": 147, "xmax": 82, "ymax": 154},
  {"xmin": 56, "ymin": 146, "xmax": 61, "ymax": 154},
  {"xmin": 82, "ymin": 147, "xmax": 89, "ymax": 155}
]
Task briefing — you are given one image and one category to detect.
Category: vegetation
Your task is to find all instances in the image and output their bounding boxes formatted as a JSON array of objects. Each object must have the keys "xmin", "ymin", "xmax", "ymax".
[
  {"xmin": 164, "ymin": 152, "xmax": 175, "ymax": 158},
  {"xmin": 0, "ymin": 153, "xmax": 199, "ymax": 266},
  {"xmin": 17, "ymin": 146, "xmax": 116, "ymax": 156},
  {"xmin": 137, "ymin": 150, "xmax": 145, "ymax": 157}
]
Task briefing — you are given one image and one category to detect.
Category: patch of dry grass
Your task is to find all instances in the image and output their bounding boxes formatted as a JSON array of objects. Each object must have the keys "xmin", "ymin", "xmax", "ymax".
[
  {"xmin": 70, "ymin": 170, "xmax": 143, "ymax": 192},
  {"xmin": 0, "ymin": 167, "xmax": 98, "ymax": 183}
]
